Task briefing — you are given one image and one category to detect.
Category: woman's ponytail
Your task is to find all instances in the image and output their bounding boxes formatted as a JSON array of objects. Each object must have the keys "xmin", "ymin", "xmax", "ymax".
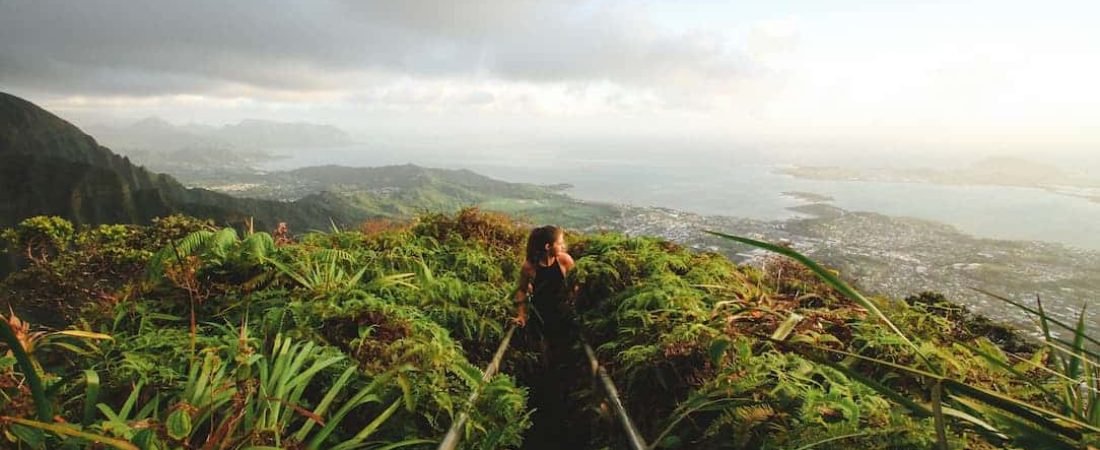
[{"xmin": 525, "ymin": 225, "xmax": 562, "ymax": 266}]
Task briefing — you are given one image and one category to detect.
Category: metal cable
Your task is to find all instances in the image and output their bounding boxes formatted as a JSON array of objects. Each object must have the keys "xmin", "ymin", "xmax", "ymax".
[
  {"xmin": 582, "ymin": 341, "xmax": 649, "ymax": 450},
  {"xmin": 437, "ymin": 324, "xmax": 517, "ymax": 450}
]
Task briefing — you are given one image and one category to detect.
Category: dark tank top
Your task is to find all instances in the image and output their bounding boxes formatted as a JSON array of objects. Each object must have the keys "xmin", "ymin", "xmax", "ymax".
[{"xmin": 531, "ymin": 258, "xmax": 566, "ymax": 327}]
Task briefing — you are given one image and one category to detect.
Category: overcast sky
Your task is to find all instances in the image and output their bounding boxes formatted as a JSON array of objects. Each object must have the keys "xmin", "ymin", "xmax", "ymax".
[{"xmin": 2, "ymin": 0, "xmax": 1098, "ymax": 157}]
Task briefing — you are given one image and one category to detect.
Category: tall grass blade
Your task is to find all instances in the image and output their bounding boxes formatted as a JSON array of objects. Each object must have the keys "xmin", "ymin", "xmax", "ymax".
[
  {"xmin": 293, "ymin": 365, "xmax": 357, "ymax": 441},
  {"xmin": 1040, "ymin": 336, "xmax": 1100, "ymax": 370},
  {"xmin": 54, "ymin": 330, "xmax": 113, "ymax": 340},
  {"xmin": 972, "ymin": 288, "xmax": 1100, "ymax": 349},
  {"xmin": 978, "ymin": 407, "xmax": 1079, "ymax": 450},
  {"xmin": 963, "ymin": 343, "xmax": 1083, "ymax": 419},
  {"xmin": 939, "ymin": 403, "xmax": 1006, "ymax": 439},
  {"xmin": 1088, "ymin": 383, "xmax": 1100, "ymax": 424},
  {"xmin": 806, "ymin": 344, "xmax": 1100, "ymax": 437},
  {"xmin": 116, "ymin": 381, "xmax": 143, "ymax": 421},
  {"xmin": 931, "ymin": 380, "xmax": 949, "ymax": 450},
  {"xmin": 82, "ymin": 369, "xmax": 100, "ymax": 426},
  {"xmin": 372, "ymin": 439, "xmax": 437, "ymax": 450},
  {"xmin": 943, "ymin": 379, "xmax": 1096, "ymax": 437},
  {"xmin": 271, "ymin": 259, "xmax": 313, "ymax": 289},
  {"xmin": 307, "ymin": 372, "xmax": 393, "ymax": 450},
  {"xmin": 705, "ymin": 231, "xmax": 932, "ymax": 369},
  {"xmin": 2, "ymin": 416, "xmax": 140, "ymax": 450},
  {"xmin": 344, "ymin": 397, "xmax": 403, "ymax": 447},
  {"xmin": 650, "ymin": 396, "xmax": 739, "ymax": 449},
  {"xmin": 1007, "ymin": 341, "xmax": 1100, "ymax": 385},
  {"xmin": 807, "ymin": 350, "xmax": 933, "ymax": 418},
  {"xmin": 770, "ymin": 312, "xmax": 803, "ymax": 342},
  {"xmin": 792, "ymin": 428, "xmax": 906, "ymax": 450},
  {"xmin": 0, "ymin": 320, "xmax": 51, "ymax": 421},
  {"xmin": 1036, "ymin": 295, "xmax": 1072, "ymax": 380},
  {"xmin": 1068, "ymin": 305, "xmax": 1088, "ymax": 381}
]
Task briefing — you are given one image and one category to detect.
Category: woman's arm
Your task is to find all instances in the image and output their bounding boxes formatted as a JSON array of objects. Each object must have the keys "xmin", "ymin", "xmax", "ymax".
[
  {"xmin": 513, "ymin": 262, "xmax": 533, "ymax": 327},
  {"xmin": 558, "ymin": 253, "xmax": 581, "ymax": 300},
  {"xmin": 558, "ymin": 252, "xmax": 575, "ymax": 274}
]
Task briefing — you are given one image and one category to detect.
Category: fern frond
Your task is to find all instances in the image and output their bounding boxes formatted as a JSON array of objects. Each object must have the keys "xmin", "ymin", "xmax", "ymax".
[
  {"xmin": 210, "ymin": 227, "xmax": 239, "ymax": 260},
  {"xmin": 146, "ymin": 229, "xmax": 214, "ymax": 281},
  {"xmin": 241, "ymin": 232, "xmax": 276, "ymax": 264}
]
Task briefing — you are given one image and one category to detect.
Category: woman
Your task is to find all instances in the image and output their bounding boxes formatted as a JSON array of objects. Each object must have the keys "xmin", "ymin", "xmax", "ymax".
[
  {"xmin": 513, "ymin": 225, "xmax": 581, "ymax": 447},
  {"xmin": 513, "ymin": 225, "xmax": 575, "ymax": 363}
]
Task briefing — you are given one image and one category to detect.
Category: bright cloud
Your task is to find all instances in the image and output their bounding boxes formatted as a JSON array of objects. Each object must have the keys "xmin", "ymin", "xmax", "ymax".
[{"xmin": 1, "ymin": 0, "xmax": 1097, "ymax": 149}]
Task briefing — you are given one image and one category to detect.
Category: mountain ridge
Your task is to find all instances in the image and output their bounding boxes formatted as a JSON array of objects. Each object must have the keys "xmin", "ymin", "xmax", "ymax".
[
  {"xmin": 87, "ymin": 115, "xmax": 355, "ymax": 152},
  {"xmin": 0, "ymin": 92, "xmax": 366, "ymax": 234}
]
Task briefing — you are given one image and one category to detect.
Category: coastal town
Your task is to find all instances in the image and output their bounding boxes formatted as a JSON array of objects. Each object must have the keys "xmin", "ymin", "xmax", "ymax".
[{"xmin": 610, "ymin": 201, "xmax": 1100, "ymax": 335}]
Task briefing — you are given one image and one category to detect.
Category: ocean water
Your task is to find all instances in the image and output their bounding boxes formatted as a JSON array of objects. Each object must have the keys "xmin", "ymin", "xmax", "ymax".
[{"xmin": 258, "ymin": 145, "xmax": 1100, "ymax": 251}]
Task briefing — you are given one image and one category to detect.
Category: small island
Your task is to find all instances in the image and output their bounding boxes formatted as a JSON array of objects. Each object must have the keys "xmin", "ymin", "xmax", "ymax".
[{"xmin": 781, "ymin": 191, "xmax": 835, "ymax": 203}]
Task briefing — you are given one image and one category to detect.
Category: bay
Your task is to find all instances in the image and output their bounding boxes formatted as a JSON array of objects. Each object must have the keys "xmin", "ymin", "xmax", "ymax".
[{"xmin": 258, "ymin": 145, "xmax": 1100, "ymax": 250}]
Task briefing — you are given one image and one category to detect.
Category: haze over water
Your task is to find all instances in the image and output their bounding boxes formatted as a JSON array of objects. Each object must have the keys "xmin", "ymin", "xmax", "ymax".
[{"xmin": 259, "ymin": 144, "xmax": 1100, "ymax": 252}]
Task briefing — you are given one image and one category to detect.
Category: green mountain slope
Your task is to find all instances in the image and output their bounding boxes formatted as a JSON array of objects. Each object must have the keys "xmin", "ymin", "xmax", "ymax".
[
  {"xmin": 0, "ymin": 92, "xmax": 366, "ymax": 232},
  {"xmin": 277, "ymin": 164, "xmax": 620, "ymax": 225}
]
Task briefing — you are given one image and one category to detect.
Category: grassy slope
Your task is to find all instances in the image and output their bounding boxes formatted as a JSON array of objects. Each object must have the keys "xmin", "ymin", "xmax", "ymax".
[{"xmin": 274, "ymin": 164, "xmax": 624, "ymax": 229}]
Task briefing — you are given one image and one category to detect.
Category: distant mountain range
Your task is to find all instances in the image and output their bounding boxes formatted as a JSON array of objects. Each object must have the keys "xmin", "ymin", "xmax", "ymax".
[{"xmin": 87, "ymin": 116, "xmax": 356, "ymax": 153}]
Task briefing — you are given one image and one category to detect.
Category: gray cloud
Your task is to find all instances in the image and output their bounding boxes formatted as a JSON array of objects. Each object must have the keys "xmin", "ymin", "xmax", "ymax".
[{"xmin": 0, "ymin": 0, "xmax": 745, "ymax": 99}]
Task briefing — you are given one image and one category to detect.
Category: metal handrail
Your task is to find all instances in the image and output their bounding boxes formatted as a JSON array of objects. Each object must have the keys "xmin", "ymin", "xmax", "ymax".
[
  {"xmin": 436, "ymin": 325, "xmax": 649, "ymax": 450},
  {"xmin": 437, "ymin": 324, "xmax": 517, "ymax": 450},
  {"xmin": 582, "ymin": 341, "xmax": 649, "ymax": 450}
]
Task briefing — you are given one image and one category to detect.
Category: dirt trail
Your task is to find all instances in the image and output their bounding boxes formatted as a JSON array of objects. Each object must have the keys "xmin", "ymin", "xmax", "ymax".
[{"xmin": 516, "ymin": 330, "xmax": 597, "ymax": 449}]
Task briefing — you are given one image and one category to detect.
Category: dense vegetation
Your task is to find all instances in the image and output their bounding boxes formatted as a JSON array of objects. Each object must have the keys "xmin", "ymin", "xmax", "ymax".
[{"xmin": 0, "ymin": 209, "xmax": 1096, "ymax": 449}]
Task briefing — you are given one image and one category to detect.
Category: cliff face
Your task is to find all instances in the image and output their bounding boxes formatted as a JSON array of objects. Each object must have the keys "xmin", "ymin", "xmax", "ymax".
[
  {"xmin": 1, "ymin": 91, "xmax": 177, "ymax": 226},
  {"xmin": 0, "ymin": 92, "xmax": 364, "ymax": 233}
]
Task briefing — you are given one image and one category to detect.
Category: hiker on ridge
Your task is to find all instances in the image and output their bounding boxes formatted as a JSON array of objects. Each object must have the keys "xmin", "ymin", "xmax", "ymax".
[
  {"xmin": 512, "ymin": 226, "xmax": 584, "ymax": 450},
  {"xmin": 513, "ymin": 225, "xmax": 575, "ymax": 360}
]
